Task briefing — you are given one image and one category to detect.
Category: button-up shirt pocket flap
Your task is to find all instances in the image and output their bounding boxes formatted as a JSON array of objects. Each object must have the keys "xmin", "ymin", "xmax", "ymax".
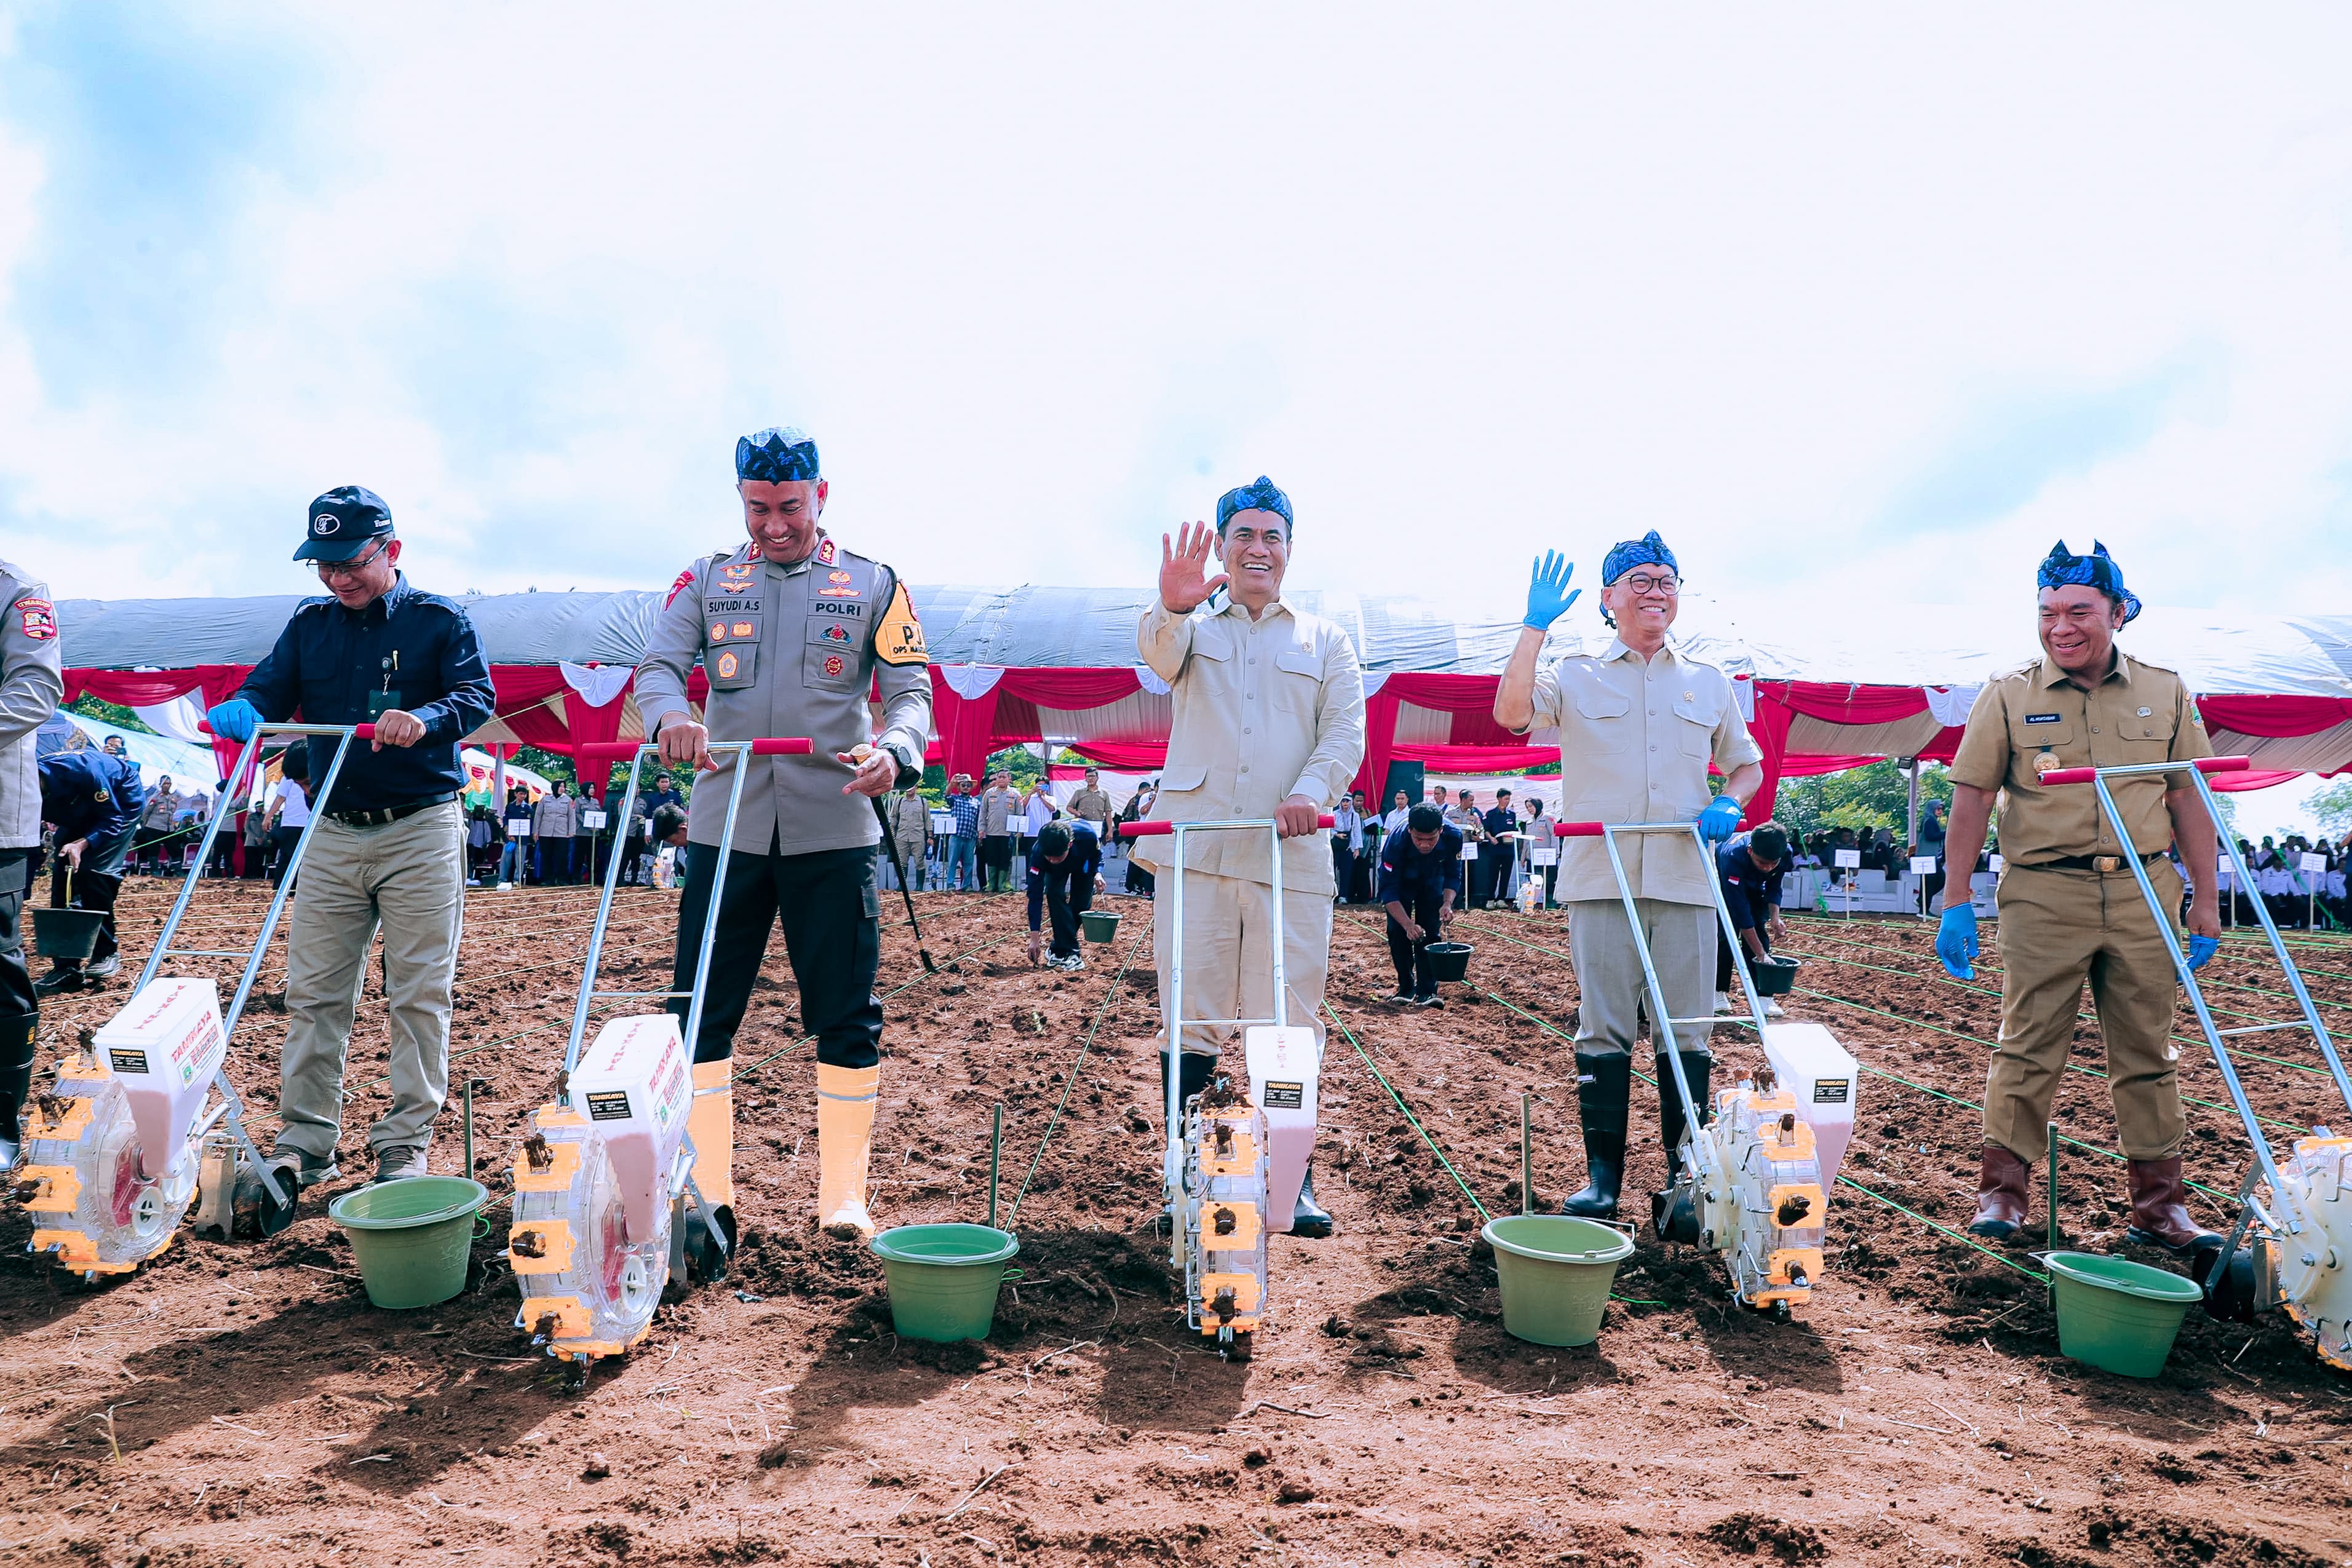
[
  {"xmin": 804, "ymin": 638, "xmax": 862, "ymax": 688},
  {"xmin": 1670, "ymin": 692, "xmax": 1722, "ymax": 727},
  {"xmin": 2133, "ymin": 708, "xmax": 2179, "ymax": 744},
  {"xmin": 1158, "ymin": 763, "xmax": 1210, "ymax": 794},
  {"xmin": 2010, "ymin": 711, "xmax": 2075, "ymax": 748},
  {"xmin": 1274, "ymin": 649, "xmax": 1322, "ymax": 679},
  {"xmin": 1188, "ymin": 628, "xmax": 1234, "ymax": 662},
  {"xmin": 706, "ymin": 642, "xmax": 758, "ymax": 689},
  {"xmin": 1571, "ymin": 684, "xmax": 1631, "ymax": 720}
]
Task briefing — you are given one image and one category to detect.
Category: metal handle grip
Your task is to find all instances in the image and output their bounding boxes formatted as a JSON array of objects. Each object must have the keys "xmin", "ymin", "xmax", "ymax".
[
  {"xmin": 2041, "ymin": 755, "xmax": 2249, "ymax": 787},
  {"xmin": 198, "ymin": 721, "xmax": 377, "ymax": 739},
  {"xmin": 1116, "ymin": 814, "xmax": 1334, "ymax": 840}
]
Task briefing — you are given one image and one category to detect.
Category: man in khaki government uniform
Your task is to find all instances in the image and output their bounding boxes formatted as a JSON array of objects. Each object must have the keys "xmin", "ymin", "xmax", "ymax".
[
  {"xmin": 1495, "ymin": 533, "xmax": 1763, "ymax": 1222},
  {"xmin": 0, "ymin": 558, "xmax": 63, "ymax": 1169},
  {"xmin": 638, "ymin": 426, "xmax": 932, "ymax": 1249},
  {"xmin": 1135, "ymin": 477, "xmax": 1364, "ymax": 1238},
  {"xmin": 1937, "ymin": 540, "xmax": 2222, "ymax": 1257}
]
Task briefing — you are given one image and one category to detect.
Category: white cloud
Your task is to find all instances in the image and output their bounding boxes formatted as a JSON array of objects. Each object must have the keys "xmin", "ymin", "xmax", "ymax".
[{"xmin": 0, "ymin": 2, "xmax": 2348, "ymax": 634}]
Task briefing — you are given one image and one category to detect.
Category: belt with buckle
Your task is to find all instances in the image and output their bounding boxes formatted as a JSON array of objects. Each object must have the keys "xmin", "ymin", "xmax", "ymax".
[
  {"xmin": 325, "ymin": 793, "xmax": 458, "ymax": 830},
  {"xmin": 2029, "ymin": 851, "xmax": 2164, "ymax": 874}
]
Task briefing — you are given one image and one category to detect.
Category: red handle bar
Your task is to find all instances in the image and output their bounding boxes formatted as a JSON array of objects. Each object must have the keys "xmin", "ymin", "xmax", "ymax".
[
  {"xmin": 2040, "ymin": 755, "xmax": 2249, "ymax": 787},
  {"xmin": 1118, "ymin": 815, "xmax": 1335, "ymax": 840},
  {"xmin": 572, "ymin": 737, "xmax": 815, "ymax": 762}
]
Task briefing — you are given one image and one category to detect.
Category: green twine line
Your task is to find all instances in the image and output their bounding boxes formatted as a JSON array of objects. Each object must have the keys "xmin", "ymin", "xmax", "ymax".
[
  {"xmin": 1831, "ymin": 1174, "xmax": 2050, "ymax": 1282},
  {"xmin": 1321, "ymin": 999, "xmax": 1492, "ymax": 1224},
  {"xmin": 1006, "ymin": 930, "xmax": 1150, "ymax": 1228}
]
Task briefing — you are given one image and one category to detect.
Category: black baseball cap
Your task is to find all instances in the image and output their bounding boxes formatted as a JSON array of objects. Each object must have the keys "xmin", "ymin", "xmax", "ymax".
[{"xmin": 294, "ymin": 485, "xmax": 395, "ymax": 563}]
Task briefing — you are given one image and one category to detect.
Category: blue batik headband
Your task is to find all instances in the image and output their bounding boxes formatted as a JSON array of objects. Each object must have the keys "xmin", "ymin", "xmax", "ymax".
[
  {"xmin": 1216, "ymin": 476, "xmax": 1293, "ymax": 533},
  {"xmin": 2037, "ymin": 539, "xmax": 2142, "ymax": 625},
  {"xmin": 736, "ymin": 426, "xmax": 822, "ymax": 483},
  {"xmin": 1601, "ymin": 530, "xmax": 1677, "ymax": 587}
]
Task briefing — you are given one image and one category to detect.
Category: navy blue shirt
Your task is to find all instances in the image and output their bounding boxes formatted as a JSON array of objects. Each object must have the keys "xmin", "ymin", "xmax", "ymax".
[
  {"xmin": 236, "ymin": 574, "xmax": 496, "ymax": 812},
  {"xmin": 1715, "ymin": 834, "xmax": 1790, "ymax": 931},
  {"xmin": 1379, "ymin": 824, "xmax": 1464, "ymax": 905},
  {"xmin": 39, "ymin": 750, "xmax": 145, "ymax": 861},
  {"xmin": 1027, "ymin": 823, "xmax": 1103, "ymax": 931}
]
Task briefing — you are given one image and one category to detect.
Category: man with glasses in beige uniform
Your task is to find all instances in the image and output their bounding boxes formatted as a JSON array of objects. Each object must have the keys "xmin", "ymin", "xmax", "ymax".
[
  {"xmin": 1136, "ymin": 477, "xmax": 1364, "ymax": 1238},
  {"xmin": 1495, "ymin": 532, "xmax": 1763, "ymax": 1223}
]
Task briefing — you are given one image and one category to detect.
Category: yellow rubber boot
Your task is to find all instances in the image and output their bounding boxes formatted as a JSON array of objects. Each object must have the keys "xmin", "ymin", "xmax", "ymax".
[
  {"xmin": 814, "ymin": 1063, "xmax": 880, "ymax": 1238},
  {"xmin": 689, "ymin": 1058, "xmax": 735, "ymax": 1212}
]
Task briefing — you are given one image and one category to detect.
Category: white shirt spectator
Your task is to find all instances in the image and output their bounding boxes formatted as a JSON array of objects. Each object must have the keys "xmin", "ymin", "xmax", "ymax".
[{"xmin": 272, "ymin": 777, "xmax": 312, "ymax": 830}]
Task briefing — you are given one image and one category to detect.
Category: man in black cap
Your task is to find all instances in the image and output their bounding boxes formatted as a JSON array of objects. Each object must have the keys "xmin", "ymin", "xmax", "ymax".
[{"xmin": 207, "ymin": 486, "xmax": 496, "ymax": 1192}]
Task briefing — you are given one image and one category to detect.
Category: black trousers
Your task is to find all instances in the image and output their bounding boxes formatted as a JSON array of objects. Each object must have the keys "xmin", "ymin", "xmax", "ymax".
[
  {"xmin": 1386, "ymin": 888, "xmax": 1444, "ymax": 997},
  {"xmin": 670, "ymin": 841, "xmax": 882, "ymax": 1070},
  {"xmin": 0, "ymin": 850, "xmax": 32, "ymax": 1016},
  {"xmin": 1332, "ymin": 844, "xmax": 1355, "ymax": 904},
  {"xmin": 1717, "ymin": 921, "xmax": 1773, "ymax": 991},
  {"xmin": 48, "ymin": 863, "xmax": 122, "ymax": 967}
]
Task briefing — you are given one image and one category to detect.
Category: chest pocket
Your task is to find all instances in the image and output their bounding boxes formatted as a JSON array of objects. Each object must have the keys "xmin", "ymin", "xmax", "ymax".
[
  {"xmin": 1565, "ymin": 675, "xmax": 1632, "ymax": 753},
  {"xmin": 2117, "ymin": 703, "xmax": 2178, "ymax": 758},
  {"xmin": 703, "ymin": 584, "xmax": 762, "ymax": 691},
  {"xmin": 1268, "ymin": 646, "xmax": 1323, "ymax": 716},
  {"xmin": 805, "ymin": 617, "xmax": 867, "ymax": 692},
  {"xmin": 1671, "ymin": 692, "xmax": 1722, "ymax": 761}
]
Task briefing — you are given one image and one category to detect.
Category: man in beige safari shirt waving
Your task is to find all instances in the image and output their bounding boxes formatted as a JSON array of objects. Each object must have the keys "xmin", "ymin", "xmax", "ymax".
[{"xmin": 1135, "ymin": 477, "xmax": 1364, "ymax": 1237}]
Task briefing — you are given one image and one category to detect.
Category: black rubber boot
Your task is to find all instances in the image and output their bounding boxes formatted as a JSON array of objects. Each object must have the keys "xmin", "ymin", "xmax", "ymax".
[
  {"xmin": 1290, "ymin": 1162, "xmax": 1333, "ymax": 1239},
  {"xmin": 0, "ymin": 1014, "xmax": 35, "ymax": 1170},
  {"xmin": 685, "ymin": 1202, "xmax": 738, "ymax": 1283},
  {"xmin": 1560, "ymin": 1051, "xmax": 1632, "ymax": 1219},
  {"xmin": 1655, "ymin": 1050, "xmax": 1714, "ymax": 1182},
  {"xmin": 1159, "ymin": 1051, "xmax": 1217, "ymax": 1123}
]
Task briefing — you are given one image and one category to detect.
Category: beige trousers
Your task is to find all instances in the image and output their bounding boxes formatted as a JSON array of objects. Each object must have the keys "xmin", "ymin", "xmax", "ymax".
[
  {"xmin": 277, "ymin": 801, "xmax": 465, "ymax": 1160},
  {"xmin": 1565, "ymin": 897, "xmax": 1716, "ymax": 1061},
  {"xmin": 1153, "ymin": 869, "xmax": 1332, "ymax": 1060}
]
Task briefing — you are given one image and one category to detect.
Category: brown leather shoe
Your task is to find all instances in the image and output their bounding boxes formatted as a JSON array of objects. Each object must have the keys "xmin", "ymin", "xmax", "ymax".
[
  {"xmin": 2126, "ymin": 1157, "xmax": 2222, "ymax": 1255},
  {"xmin": 1969, "ymin": 1143, "xmax": 2032, "ymax": 1239}
]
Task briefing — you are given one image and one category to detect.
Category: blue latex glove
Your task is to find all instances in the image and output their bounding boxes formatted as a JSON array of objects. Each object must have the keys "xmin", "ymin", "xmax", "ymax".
[
  {"xmin": 205, "ymin": 699, "xmax": 261, "ymax": 743},
  {"xmin": 1523, "ymin": 550, "xmax": 1580, "ymax": 632},
  {"xmin": 1936, "ymin": 903, "xmax": 1979, "ymax": 980},
  {"xmin": 2187, "ymin": 932, "xmax": 2219, "ymax": 971},
  {"xmin": 1697, "ymin": 796, "xmax": 1742, "ymax": 843}
]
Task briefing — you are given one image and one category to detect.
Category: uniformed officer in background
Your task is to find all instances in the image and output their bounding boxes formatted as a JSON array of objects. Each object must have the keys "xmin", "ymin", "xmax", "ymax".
[
  {"xmin": 208, "ymin": 486, "xmax": 498, "ymax": 1191},
  {"xmin": 0, "ymin": 558, "xmax": 63, "ymax": 1168},
  {"xmin": 1137, "ymin": 479, "xmax": 1366, "ymax": 1238},
  {"xmin": 1495, "ymin": 534, "xmax": 1763, "ymax": 1222},
  {"xmin": 1937, "ymin": 541, "xmax": 2222, "ymax": 1257},
  {"xmin": 33, "ymin": 746, "xmax": 144, "ymax": 997},
  {"xmin": 637, "ymin": 426, "xmax": 933, "ymax": 1249}
]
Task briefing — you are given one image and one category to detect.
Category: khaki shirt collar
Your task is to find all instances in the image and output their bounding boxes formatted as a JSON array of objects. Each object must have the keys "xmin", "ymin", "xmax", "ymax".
[
  {"xmin": 1599, "ymin": 635, "xmax": 1679, "ymax": 666},
  {"xmin": 1212, "ymin": 591, "xmax": 1296, "ymax": 626},
  {"xmin": 2036, "ymin": 649, "xmax": 2130, "ymax": 691}
]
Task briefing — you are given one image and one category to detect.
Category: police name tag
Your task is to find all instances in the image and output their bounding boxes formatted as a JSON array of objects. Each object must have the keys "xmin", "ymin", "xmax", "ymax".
[
  {"xmin": 2301, "ymin": 852, "xmax": 2329, "ymax": 874},
  {"xmin": 1909, "ymin": 855, "xmax": 1937, "ymax": 874},
  {"xmin": 581, "ymin": 810, "xmax": 608, "ymax": 831},
  {"xmin": 1834, "ymin": 849, "xmax": 1861, "ymax": 869}
]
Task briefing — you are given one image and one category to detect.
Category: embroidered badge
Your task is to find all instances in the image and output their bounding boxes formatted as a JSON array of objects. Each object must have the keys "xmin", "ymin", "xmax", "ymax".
[
  {"xmin": 875, "ymin": 582, "xmax": 929, "ymax": 668},
  {"xmin": 817, "ymin": 587, "xmax": 861, "ymax": 598},
  {"xmin": 820, "ymin": 624, "xmax": 851, "ymax": 643},
  {"xmin": 17, "ymin": 597, "xmax": 55, "ymax": 641},
  {"xmin": 828, "ymin": 570, "xmax": 852, "ymax": 584},
  {"xmin": 2034, "ymin": 751, "xmax": 2060, "ymax": 776},
  {"xmin": 664, "ymin": 569, "xmax": 696, "ymax": 610},
  {"xmin": 731, "ymin": 621, "xmax": 753, "ymax": 638},
  {"xmin": 823, "ymin": 653, "xmax": 846, "ymax": 679},
  {"xmin": 816, "ymin": 537, "xmax": 837, "ymax": 566},
  {"xmin": 709, "ymin": 621, "xmax": 726, "ymax": 640},
  {"xmin": 715, "ymin": 651, "xmax": 740, "ymax": 680}
]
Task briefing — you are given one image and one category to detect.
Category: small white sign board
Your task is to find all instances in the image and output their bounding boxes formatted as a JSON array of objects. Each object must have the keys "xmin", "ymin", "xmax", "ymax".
[
  {"xmin": 581, "ymin": 810, "xmax": 608, "ymax": 830},
  {"xmin": 507, "ymin": 817, "xmax": 532, "ymax": 836},
  {"xmin": 1459, "ymin": 838, "xmax": 1480, "ymax": 861},
  {"xmin": 1834, "ymin": 849, "xmax": 1862, "ymax": 869},
  {"xmin": 1908, "ymin": 855, "xmax": 1937, "ymax": 874},
  {"xmin": 1531, "ymin": 846, "xmax": 1558, "ymax": 866},
  {"xmin": 1990, "ymin": 854, "xmax": 2005, "ymax": 873},
  {"xmin": 2300, "ymin": 852, "xmax": 2329, "ymax": 874},
  {"xmin": 931, "ymin": 812, "xmax": 955, "ymax": 834}
]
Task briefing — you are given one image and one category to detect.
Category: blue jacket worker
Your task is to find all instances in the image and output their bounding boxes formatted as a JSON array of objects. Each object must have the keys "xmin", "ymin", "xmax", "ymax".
[
  {"xmin": 207, "ymin": 485, "xmax": 496, "ymax": 1195},
  {"xmin": 1713, "ymin": 823, "xmax": 1792, "ymax": 1017},
  {"xmin": 33, "ymin": 748, "xmax": 144, "ymax": 996},
  {"xmin": 1026, "ymin": 820, "xmax": 1103, "ymax": 972},
  {"xmin": 1379, "ymin": 802, "xmax": 1463, "ymax": 1006}
]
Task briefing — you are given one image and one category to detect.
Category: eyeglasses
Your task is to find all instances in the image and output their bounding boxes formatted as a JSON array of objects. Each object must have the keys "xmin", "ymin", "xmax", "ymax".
[
  {"xmin": 1621, "ymin": 572, "xmax": 1680, "ymax": 596},
  {"xmin": 314, "ymin": 539, "xmax": 391, "ymax": 582}
]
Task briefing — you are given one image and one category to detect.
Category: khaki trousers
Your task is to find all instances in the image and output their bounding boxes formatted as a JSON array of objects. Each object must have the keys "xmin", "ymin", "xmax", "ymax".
[
  {"xmin": 1153, "ymin": 869, "xmax": 1332, "ymax": 1060},
  {"xmin": 1566, "ymin": 897, "xmax": 1715, "ymax": 1061},
  {"xmin": 277, "ymin": 801, "xmax": 465, "ymax": 1160},
  {"xmin": 1985, "ymin": 861, "xmax": 2186, "ymax": 1162}
]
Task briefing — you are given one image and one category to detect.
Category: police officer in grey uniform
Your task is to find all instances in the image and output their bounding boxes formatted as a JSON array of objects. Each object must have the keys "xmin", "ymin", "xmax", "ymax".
[
  {"xmin": 0, "ymin": 560, "xmax": 63, "ymax": 1168},
  {"xmin": 637, "ymin": 426, "xmax": 933, "ymax": 1248}
]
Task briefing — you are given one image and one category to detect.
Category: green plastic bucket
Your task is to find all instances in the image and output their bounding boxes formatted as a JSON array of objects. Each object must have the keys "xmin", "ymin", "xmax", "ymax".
[
  {"xmin": 1080, "ymin": 909, "xmax": 1122, "ymax": 944},
  {"xmin": 870, "ymin": 1224, "xmax": 1020, "ymax": 1342},
  {"xmin": 1483, "ymin": 1214, "xmax": 1635, "ymax": 1346},
  {"xmin": 30, "ymin": 908, "xmax": 105, "ymax": 960},
  {"xmin": 327, "ymin": 1175, "xmax": 488, "ymax": 1310},
  {"xmin": 2046, "ymin": 1251, "xmax": 2203, "ymax": 1378}
]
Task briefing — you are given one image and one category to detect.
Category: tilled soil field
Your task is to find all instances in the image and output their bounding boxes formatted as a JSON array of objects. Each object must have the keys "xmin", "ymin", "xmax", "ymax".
[{"xmin": 5, "ymin": 882, "xmax": 2350, "ymax": 1567}]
